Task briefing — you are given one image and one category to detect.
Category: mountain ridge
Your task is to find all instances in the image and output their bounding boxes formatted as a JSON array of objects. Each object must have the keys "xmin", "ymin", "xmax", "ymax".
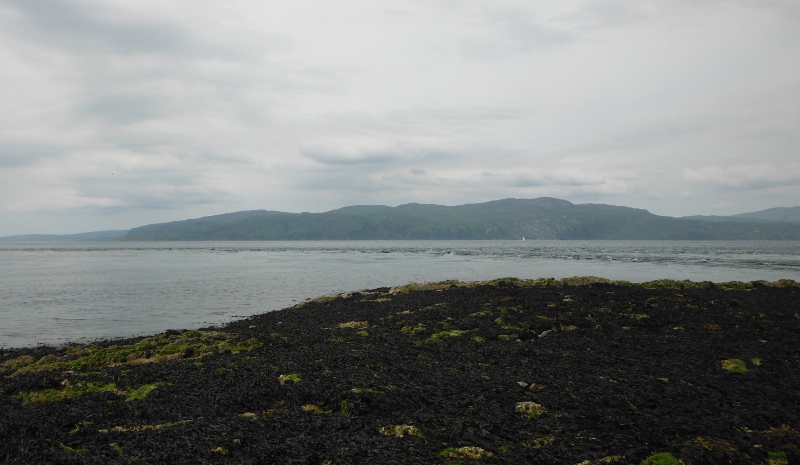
[
  {"xmin": 733, "ymin": 206, "xmax": 800, "ymax": 223},
  {"xmin": 683, "ymin": 206, "xmax": 800, "ymax": 224},
  {"xmin": 119, "ymin": 198, "xmax": 800, "ymax": 241},
  {"xmin": 5, "ymin": 199, "xmax": 800, "ymax": 242},
  {"xmin": 0, "ymin": 230, "xmax": 129, "ymax": 243}
]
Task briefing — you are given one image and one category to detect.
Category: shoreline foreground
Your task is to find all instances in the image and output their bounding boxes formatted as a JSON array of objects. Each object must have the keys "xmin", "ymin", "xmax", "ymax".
[{"xmin": 2, "ymin": 277, "xmax": 799, "ymax": 464}]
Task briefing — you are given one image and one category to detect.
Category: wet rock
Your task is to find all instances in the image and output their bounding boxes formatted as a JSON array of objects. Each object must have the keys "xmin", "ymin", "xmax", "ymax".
[{"xmin": 2, "ymin": 282, "xmax": 799, "ymax": 464}]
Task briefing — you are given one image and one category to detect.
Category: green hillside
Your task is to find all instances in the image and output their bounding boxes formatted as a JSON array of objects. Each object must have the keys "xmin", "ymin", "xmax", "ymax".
[
  {"xmin": 733, "ymin": 206, "xmax": 800, "ymax": 223},
  {"xmin": 119, "ymin": 198, "xmax": 800, "ymax": 240},
  {"xmin": 0, "ymin": 230, "xmax": 129, "ymax": 243}
]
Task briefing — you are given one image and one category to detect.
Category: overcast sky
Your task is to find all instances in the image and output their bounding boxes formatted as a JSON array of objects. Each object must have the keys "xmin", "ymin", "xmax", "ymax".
[{"xmin": 1, "ymin": 0, "xmax": 799, "ymax": 235}]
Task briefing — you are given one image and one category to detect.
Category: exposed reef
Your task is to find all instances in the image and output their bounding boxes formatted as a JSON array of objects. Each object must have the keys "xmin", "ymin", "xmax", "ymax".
[{"xmin": 1, "ymin": 278, "xmax": 799, "ymax": 464}]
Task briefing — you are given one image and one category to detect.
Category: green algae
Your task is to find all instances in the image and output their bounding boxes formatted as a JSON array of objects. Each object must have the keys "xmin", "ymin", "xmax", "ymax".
[
  {"xmin": 2, "ymin": 330, "xmax": 261, "ymax": 376},
  {"xmin": 380, "ymin": 424, "xmax": 423, "ymax": 438},
  {"xmin": 427, "ymin": 329, "xmax": 467, "ymax": 342},
  {"xmin": 15, "ymin": 380, "xmax": 168, "ymax": 405},
  {"xmin": 336, "ymin": 321, "xmax": 369, "ymax": 329},
  {"xmin": 769, "ymin": 451, "xmax": 788, "ymax": 465},
  {"xmin": 401, "ymin": 324, "xmax": 426, "ymax": 335},
  {"xmin": 639, "ymin": 452, "xmax": 679, "ymax": 465},
  {"xmin": 438, "ymin": 446, "xmax": 493, "ymax": 459},
  {"xmin": 420, "ymin": 302, "xmax": 449, "ymax": 311},
  {"xmin": 59, "ymin": 443, "xmax": 87, "ymax": 454},
  {"xmin": 499, "ymin": 306, "xmax": 523, "ymax": 314},
  {"xmin": 15, "ymin": 381, "xmax": 118, "ymax": 404},
  {"xmin": 279, "ymin": 373, "xmax": 301, "ymax": 384},
  {"xmin": 73, "ymin": 371, "xmax": 107, "ymax": 378},
  {"xmin": 500, "ymin": 324, "xmax": 525, "ymax": 331},
  {"xmin": 721, "ymin": 359, "xmax": 748, "ymax": 374},
  {"xmin": 468, "ymin": 310, "xmax": 493, "ymax": 317},
  {"xmin": 351, "ymin": 387, "xmax": 383, "ymax": 394},
  {"xmin": 532, "ymin": 435, "xmax": 555, "ymax": 448},
  {"xmin": 123, "ymin": 382, "xmax": 167, "ymax": 402},
  {"xmin": 301, "ymin": 404, "xmax": 326, "ymax": 414},
  {"xmin": 99, "ymin": 420, "xmax": 188, "ymax": 433},
  {"xmin": 388, "ymin": 277, "xmax": 799, "ymax": 296},
  {"xmin": 492, "ymin": 277, "xmax": 520, "ymax": 286},
  {"xmin": 516, "ymin": 401, "xmax": 546, "ymax": 419}
]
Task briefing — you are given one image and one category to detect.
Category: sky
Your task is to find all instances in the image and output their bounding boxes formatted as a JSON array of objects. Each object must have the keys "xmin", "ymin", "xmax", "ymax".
[{"xmin": 1, "ymin": 0, "xmax": 799, "ymax": 235}]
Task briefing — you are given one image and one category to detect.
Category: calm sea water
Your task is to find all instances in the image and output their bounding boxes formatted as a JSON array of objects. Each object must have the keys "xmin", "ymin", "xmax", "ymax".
[{"xmin": 1, "ymin": 240, "xmax": 799, "ymax": 348}]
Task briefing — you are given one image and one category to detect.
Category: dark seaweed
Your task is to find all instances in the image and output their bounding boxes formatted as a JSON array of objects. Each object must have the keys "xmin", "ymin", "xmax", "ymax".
[{"xmin": 1, "ymin": 283, "xmax": 799, "ymax": 464}]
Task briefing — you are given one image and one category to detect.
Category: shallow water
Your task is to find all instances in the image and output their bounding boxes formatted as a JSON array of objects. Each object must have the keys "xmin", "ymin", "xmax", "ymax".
[{"xmin": 1, "ymin": 240, "xmax": 799, "ymax": 348}]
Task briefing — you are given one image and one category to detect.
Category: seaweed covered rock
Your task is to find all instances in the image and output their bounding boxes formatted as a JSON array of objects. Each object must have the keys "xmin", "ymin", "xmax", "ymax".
[{"xmin": 1, "ymin": 279, "xmax": 799, "ymax": 464}]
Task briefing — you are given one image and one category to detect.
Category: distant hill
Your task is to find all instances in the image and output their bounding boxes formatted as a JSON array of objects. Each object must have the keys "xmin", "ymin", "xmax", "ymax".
[
  {"xmin": 122, "ymin": 210, "xmax": 277, "ymax": 237},
  {"xmin": 679, "ymin": 215, "xmax": 767, "ymax": 223},
  {"xmin": 0, "ymin": 230, "xmax": 129, "ymax": 243},
  {"xmin": 733, "ymin": 206, "xmax": 800, "ymax": 223},
  {"xmin": 682, "ymin": 206, "xmax": 800, "ymax": 224},
  {"xmin": 119, "ymin": 198, "xmax": 800, "ymax": 241}
]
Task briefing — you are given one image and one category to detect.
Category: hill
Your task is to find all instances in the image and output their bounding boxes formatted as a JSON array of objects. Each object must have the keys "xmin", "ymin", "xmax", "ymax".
[
  {"xmin": 0, "ymin": 230, "xmax": 129, "ymax": 243},
  {"xmin": 682, "ymin": 206, "xmax": 800, "ymax": 224},
  {"xmin": 733, "ymin": 206, "xmax": 800, "ymax": 223},
  {"xmin": 119, "ymin": 198, "xmax": 800, "ymax": 240}
]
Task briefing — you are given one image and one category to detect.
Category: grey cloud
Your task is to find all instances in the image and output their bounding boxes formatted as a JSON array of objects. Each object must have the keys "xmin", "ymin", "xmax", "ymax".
[
  {"xmin": 503, "ymin": 173, "xmax": 547, "ymax": 188},
  {"xmin": 292, "ymin": 149, "xmax": 624, "ymax": 201},
  {"xmin": 0, "ymin": 142, "xmax": 68, "ymax": 167},
  {"xmin": 79, "ymin": 90, "xmax": 176, "ymax": 125},
  {"xmin": 0, "ymin": 0, "xmax": 798, "ymax": 233},
  {"xmin": 3, "ymin": 0, "xmax": 209, "ymax": 57},
  {"xmin": 558, "ymin": 1, "xmax": 655, "ymax": 29},
  {"xmin": 554, "ymin": 116, "xmax": 711, "ymax": 157},
  {"xmin": 682, "ymin": 165, "xmax": 800, "ymax": 190},
  {"xmin": 303, "ymin": 150, "xmax": 401, "ymax": 166},
  {"xmin": 559, "ymin": 0, "xmax": 800, "ymax": 30},
  {"xmin": 292, "ymin": 168, "xmax": 393, "ymax": 194},
  {"xmin": 69, "ymin": 168, "xmax": 234, "ymax": 212},
  {"xmin": 310, "ymin": 106, "xmax": 526, "ymax": 138},
  {"xmin": 485, "ymin": 171, "xmax": 608, "ymax": 189},
  {"xmin": 302, "ymin": 146, "xmax": 461, "ymax": 168},
  {"xmin": 540, "ymin": 173, "xmax": 608, "ymax": 187},
  {"xmin": 0, "ymin": 0, "xmax": 345, "ymax": 174},
  {"xmin": 684, "ymin": 0, "xmax": 800, "ymax": 17},
  {"xmin": 74, "ymin": 67, "xmax": 280, "ymax": 133},
  {"xmin": 188, "ymin": 151, "xmax": 255, "ymax": 166},
  {"xmin": 461, "ymin": 8, "xmax": 575, "ymax": 60},
  {"xmin": 384, "ymin": 106, "xmax": 525, "ymax": 128}
]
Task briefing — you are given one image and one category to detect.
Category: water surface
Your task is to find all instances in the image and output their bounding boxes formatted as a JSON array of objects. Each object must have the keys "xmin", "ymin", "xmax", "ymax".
[{"xmin": 1, "ymin": 240, "xmax": 798, "ymax": 348}]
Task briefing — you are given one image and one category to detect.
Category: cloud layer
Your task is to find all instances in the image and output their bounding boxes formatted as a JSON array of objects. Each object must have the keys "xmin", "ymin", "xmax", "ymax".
[{"xmin": 1, "ymin": 0, "xmax": 799, "ymax": 234}]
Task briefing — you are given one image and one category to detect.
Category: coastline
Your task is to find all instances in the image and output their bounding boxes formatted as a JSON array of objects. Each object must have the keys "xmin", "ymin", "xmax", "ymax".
[
  {"xmin": 4, "ymin": 241, "xmax": 799, "ymax": 350},
  {"xmin": 2, "ymin": 278, "xmax": 799, "ymax": 463}
]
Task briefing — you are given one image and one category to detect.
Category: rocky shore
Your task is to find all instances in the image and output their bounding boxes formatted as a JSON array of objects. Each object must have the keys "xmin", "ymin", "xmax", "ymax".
[{"xmin": 1, "ymin": 277, "xmax": 799, "ymax": 464}]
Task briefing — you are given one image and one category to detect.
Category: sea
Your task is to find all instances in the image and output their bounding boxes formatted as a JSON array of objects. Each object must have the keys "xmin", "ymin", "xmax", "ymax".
[{"xmin": 1, "ymin": 240, "xmax": 799, "ymax": 348}]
